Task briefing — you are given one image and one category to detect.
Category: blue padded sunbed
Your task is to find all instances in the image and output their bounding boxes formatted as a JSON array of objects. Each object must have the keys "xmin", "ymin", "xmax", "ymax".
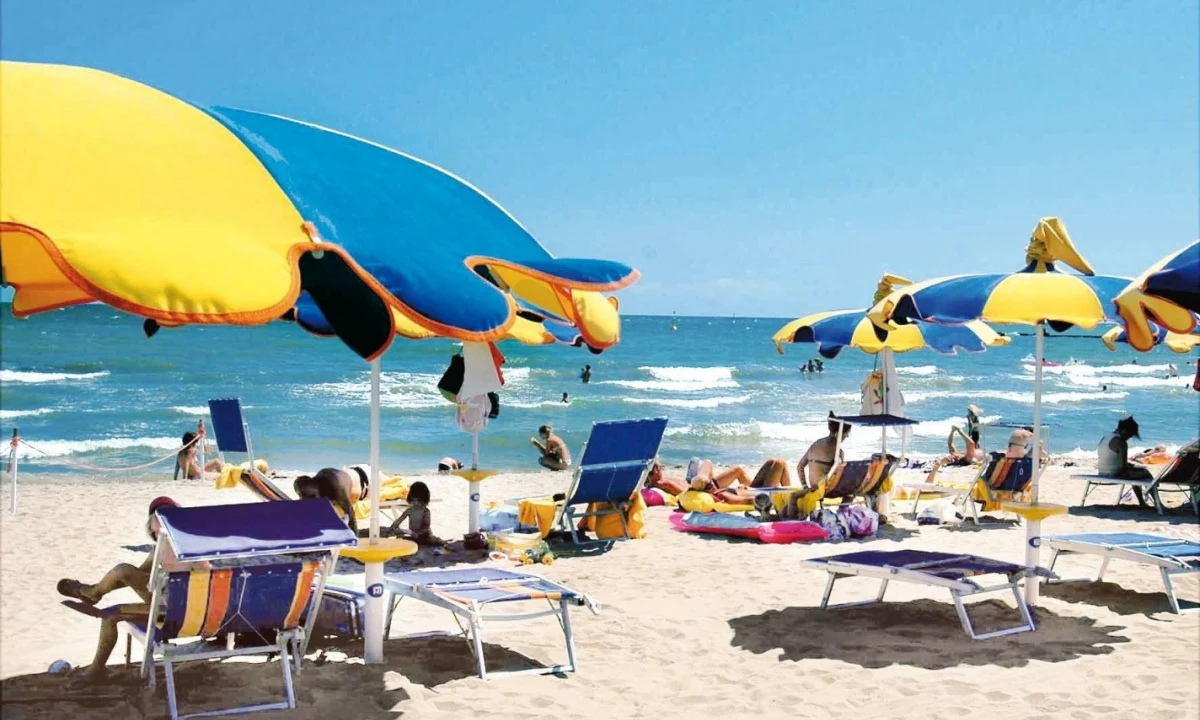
[
  {"xmin": 801, "ymin": 549, "xmax": 1051, "ymax": 639},
  {"xmin": 1043, "ymin": 532, "xmax": 1200, "ymax": 614},
  {"xmin": 382, "ymin": 568, "xmax": 599, "ymax": 680}
]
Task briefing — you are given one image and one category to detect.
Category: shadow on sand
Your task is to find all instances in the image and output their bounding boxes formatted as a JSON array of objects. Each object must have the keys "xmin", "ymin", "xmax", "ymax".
[
  {"xmin": 1041, "ymin": 580, "xmax": 1196, "ymax": 617},
  {"xmin": 728, "ymin": 599, "xmax": 1129, "ymax": 670},
  {"xmin": 0, "ymin": 635, "xmax": 554, "ymax": 719}
]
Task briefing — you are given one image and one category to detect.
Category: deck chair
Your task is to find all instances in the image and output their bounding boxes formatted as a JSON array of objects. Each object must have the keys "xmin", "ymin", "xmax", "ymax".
[
  {"xmin": 208, "ymin": 398, "xmax": 410, "ymax": 523},
  {"xmin": 380, "ymin": 568, "xmax": 600, "ymax": 679},
  {"xmin": 92, "ymin": 501, "xmax": 354, "ymax": 720},
  {"xmin": 1072, "ymin": 441, "xmax": 1199, "ymax": 516},
  {"xmin": 520, "ymin": 417, "xmax": 668, "ymax": 545},
  {"xmin": 957, "ymin": 454, "xmax": 1034, "ymax": 524},
  {"xmin": 801, "ymin": 549, "xmax": 1052, "ymax": 639},
  {"xmin": 795, "ymin": 454, "xmax": 897, "ymax": 516},
  {"xmin": 1044, "ymin": 532, "xmax": 1200, "ymax": 615}
]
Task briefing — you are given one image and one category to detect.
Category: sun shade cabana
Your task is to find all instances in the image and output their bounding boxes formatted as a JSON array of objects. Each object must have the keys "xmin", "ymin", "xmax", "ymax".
[
  {"xmin": 1114, "ymin": 240, "xmax": 1200, "ymax": 352},
  {"xmin": 868, "ymin": 217, "xmax": 1131, "ymax": 605}
]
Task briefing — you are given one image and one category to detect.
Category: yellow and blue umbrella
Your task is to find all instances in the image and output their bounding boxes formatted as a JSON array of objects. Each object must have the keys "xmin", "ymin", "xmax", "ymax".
[
  {"xmin": 772, "ymin": 274, "xmax": 1010, "ymax": 358},
  {"xmin": 1101, "ymin": 325, "xmax": 1200, "ymax": 355},
  {"xmin": 0, "ymin": 61, "xmax": 636, "ymax": 359},
  {"xmin": 869, "ymin": 218, "xmax": 1131, "ymax": 605},
  {"xmin": 1114, "ymin": 241, "xmax": 1200, "ymax": 352}
]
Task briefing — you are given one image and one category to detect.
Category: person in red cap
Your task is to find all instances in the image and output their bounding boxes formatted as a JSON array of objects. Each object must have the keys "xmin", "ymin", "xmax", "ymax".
[{"xmin": 56, "ymin": 496, "xmax": 206, "ymax": 682}]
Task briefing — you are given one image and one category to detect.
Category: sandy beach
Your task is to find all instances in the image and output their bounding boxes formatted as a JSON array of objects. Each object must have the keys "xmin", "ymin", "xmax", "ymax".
[{"xmin": 1, "ymin": 462, "xmax": 1197, "ymax": 720}]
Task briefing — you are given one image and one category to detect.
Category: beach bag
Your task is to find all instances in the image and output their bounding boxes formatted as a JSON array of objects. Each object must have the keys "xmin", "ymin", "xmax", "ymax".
[
  {"xmin": 838, "ymin": 505, "xmax": 879, "ymax": 537},
  {"xmin": 917, "ymin": 498, "xmax": 961, "ymax": 526},
  {"xmin": 487, "ymin": 391, "xmax": 500, "ymax": 419},
  {"xmin": 810, "ymin": 508, "xmax": 849, "ymax": 542},
  {"xmin": 437, "ymin": 354, "xmax": 465, "ymax": 402}
]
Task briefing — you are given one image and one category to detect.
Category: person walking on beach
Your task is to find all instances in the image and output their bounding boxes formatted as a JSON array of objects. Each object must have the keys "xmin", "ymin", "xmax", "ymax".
[
  {"xmin": 580, "ymin": 364, "xmax": 592, "ymax": 384},
  {"xmin": 531, "ymin": 424, "xmax": 571, "ymax": 471}
]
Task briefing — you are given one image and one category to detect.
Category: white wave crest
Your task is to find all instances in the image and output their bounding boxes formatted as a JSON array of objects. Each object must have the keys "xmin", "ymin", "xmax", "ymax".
[
  {"xmin": 0, "ymin": 408, "xmax": 56, "ymax": 419},
  {"xmin": 623, "ymin": 395, "xmax": 751, "ymax": 409},
  {"xmin": 15, "ymin": 436, "xmax": 181, "ymax": 460},
  {"xmin": 0, "ymin": 370, "xmax": 109, "ymax": 384},
  {"xmin": 906, "ymin": 389, "xmax": 1128, "ymax": 405},
  {"xmin": 896, "ymin": 365, "xmax": 938, "ymax": 376},
  {"xmin": 305, "ymin": 371, "xmax": 448, "ymax": 410}
]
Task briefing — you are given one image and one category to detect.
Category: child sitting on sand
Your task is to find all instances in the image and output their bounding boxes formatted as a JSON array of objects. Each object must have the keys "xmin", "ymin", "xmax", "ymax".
[{"xmin": 386, "ymin": 481, "xmax": 443, "ymax": 545}]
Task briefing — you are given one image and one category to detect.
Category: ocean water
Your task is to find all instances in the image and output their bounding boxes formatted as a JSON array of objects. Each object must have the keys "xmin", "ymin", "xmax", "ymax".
[{"xmin": 1, "ymin": 305, "xmax": 1197, "ymax": 480}]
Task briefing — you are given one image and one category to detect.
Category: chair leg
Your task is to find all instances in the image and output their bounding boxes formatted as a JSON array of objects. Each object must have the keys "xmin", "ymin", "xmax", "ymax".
[
  {"xmin": 560, "ymin": 599, "xmax": 578, "ymax": 673},
  {"xmin": 1097, "ymin": 556, "xmax": 1111, "ymax": 581},
  {"xmin": 1162, "ymin": 567, "xmax": 1182, "ymax": 615},
  {"xmin": 124, "ymin": 634, "xmax": 132, "ymax": 668},
  {"xmin": 164, "ymin": 659, "xmax": 179, "ymax": 720},
  {"xmin": 280, "ymin": 642, "xmax": 297, "ymax": 709},
  {"xmin": 819, "ymin": 572, "xmax": 838, "ymax": 609},
  {"xmin": 469, "ymin": 616, "xmax": 487, "ymax": 680}
]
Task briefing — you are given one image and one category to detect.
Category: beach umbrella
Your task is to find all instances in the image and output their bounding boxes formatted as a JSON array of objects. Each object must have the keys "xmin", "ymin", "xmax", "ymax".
[
  {"xmin": 773, "ymin": 273, "xmax": 1010, "ymax": 453},
  {"xmin": 1114, "ymin": 241, "xmax": 1200, "ymax": 352},
  {"xmin": 868, "ymin": 218, "xmax": 1131, "ymax": 605},
  {"xmin": 0, "ymin": 61, "xmax": 638, "ymax": 662},
  {"xmin": 1101, "ymin": 325, "xmax": 1200, "ymax": 355}
]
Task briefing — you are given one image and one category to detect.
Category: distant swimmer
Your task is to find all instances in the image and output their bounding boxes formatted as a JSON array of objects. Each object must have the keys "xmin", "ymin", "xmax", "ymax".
[
  {"xmin": 561, "ymin": 392, "xmax": 570, "ymax": 404},
  {"xmin": 815, "ymin": 359, "xmax": 824, "ymax": 373},
  {"xmin": 580, "ymin": 364, "xmax": 592, "ymax": 384},
  {"xmin": 1166, "ymin": 363, "xmax": 1178, "ymax": 379}
]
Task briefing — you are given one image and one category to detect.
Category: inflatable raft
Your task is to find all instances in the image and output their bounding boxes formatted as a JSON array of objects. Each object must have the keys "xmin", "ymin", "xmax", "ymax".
[{"xmin": 668, "ymin": 511, "xmax": 828, "ymax": 544}]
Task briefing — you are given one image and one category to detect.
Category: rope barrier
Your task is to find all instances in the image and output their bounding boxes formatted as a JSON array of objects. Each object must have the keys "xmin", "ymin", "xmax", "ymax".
[{"xmin": 15, "ymin": 434, "xmax": 200, "ymax": 473}]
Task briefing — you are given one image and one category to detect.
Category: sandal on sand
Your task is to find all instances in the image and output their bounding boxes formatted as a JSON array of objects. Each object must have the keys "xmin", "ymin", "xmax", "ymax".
[{"xmin": 57, "ymin": 579, "xmax": 96, "ymax": 605}]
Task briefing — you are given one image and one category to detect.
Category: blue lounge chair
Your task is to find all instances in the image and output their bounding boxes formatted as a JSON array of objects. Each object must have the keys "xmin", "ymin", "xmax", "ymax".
[
  {"xmin": 550, "ymin": 417, "xmax": 668, "ymax": 544},
  {"xmin": 1043, "ymin": 532, "xmax": 1200, "ymax": 614},
  {"xmin": 379, "ymin": 568, "xmax": 600, "ymax": 679},
  {"xmin": 126, "ymin": 501, "xmax": 355, "ymax": 720},
  {"xmin": 801, "ymin": 549, "xmax": 1052, "ymax": 639},
  {"xmin": 958, "ymin": 454, "xmax": 1034, "ymax": 524}
]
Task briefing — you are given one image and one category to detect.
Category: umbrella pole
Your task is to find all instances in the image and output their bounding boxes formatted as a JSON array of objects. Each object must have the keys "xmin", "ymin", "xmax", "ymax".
[
  {"xmin": 1025, "ymin": 322, "xmax": 1045, "ymax": 605},
  {"xmin": 468, "ymin": 431, "xmax": 481, "ymax": 535},
  {"xmin": 880, "ymin": 349, "xmax": 890, "ymax": 455},
  {"xmin": 365, "ymin": 357, "xmax": 384, "ymax": 664}
]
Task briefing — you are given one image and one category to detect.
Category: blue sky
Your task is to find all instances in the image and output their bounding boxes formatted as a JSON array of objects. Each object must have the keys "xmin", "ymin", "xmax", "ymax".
[{"xmin": 2, "ymin": 0, "xmax": 1196, "ymax": 316}]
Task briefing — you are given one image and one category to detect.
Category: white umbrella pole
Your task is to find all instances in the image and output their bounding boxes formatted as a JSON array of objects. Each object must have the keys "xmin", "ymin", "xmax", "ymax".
[
  {"xmin": 1025, "ymin": 322, "xmax": 1045, "ymax": 605},
  {"xmin": 880, "ymin": 349, "xmax": 890, "ymax": 455},
  {"xmin": 364, "ymin": 357, "xmax": 384, "ymax": 664},
  {"xmin": 468, "ymin": 431, "xmax": 481, "ymax": 535}
]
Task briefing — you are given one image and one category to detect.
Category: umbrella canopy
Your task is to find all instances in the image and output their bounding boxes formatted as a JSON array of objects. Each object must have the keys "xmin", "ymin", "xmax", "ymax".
[
  {"xmin": 867, "ymin": 217, "xmax": 1131, "ymax": 605},
  {"xmin": 0, "ymin": 61, "xmax": 636, "ymax": 359},
  {"xmin": 1101, "ymin": 325, "xmax": 1200, "ymax": 354},
  {"xmin": 773, "ymin": 273, "xmax": 1010, "ymax": 358},
  {"xmin": 1113, "ymin": 240, "xmax": 1200, "ymax": 352}
]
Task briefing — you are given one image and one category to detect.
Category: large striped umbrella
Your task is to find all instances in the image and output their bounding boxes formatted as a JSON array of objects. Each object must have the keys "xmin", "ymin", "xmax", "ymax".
[
  {"xmin": 0, "ymin": 61, "xmax": 638, "ymax": 662},
  {"xmin": 1101, "ymin": 325, "xmax": 1200, "ymax": 355},
  {"xmin": 1114, "ymin": 241, "xmax": 1200, "ymax": 352},
  {"xmin": 869, "ymin": 218, "xmax": 1131, "ymax": 605}
]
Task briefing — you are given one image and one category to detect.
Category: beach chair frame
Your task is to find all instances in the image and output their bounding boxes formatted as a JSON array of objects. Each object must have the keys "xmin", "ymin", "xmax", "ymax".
[
  {"xmin": 526, "ymin": 418, "xmax": 667, "ymax": 545},
  {"xmin": 1044, "ymin": 533, "xmax": 1199, "ymax": 614},
  {"xmin": 802, "ymin": 552, "xmax": 1049, "ymax": 640},
  {"xmin": 380, "ymin": 569, "xmax": 600, "ymax": 680},
  {"xmin": 1072, "ymin": 445, "xmax": 1199, "ymax": 516},
  {"xmin": 124, "ymin": 502, "xmax": 354, "ymax": 720}
]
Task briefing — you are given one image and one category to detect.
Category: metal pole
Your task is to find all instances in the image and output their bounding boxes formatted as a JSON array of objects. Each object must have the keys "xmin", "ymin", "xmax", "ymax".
[
  {"xmin": 1025, "ymin": 322, "xmax": 1045, "ymax": 605},
  {"xmin": 8, "ymin": 428, "xmax": 18, "ymax": 514},
  {"xmin": 364, "ymin": 357, "xmax": 384, "ymax": 664},
  {"xmin": 196, "ymin": 419, "xmax": 206, "ymax": 481},
  {"xmin": 880, "ymin": 349, "xmax": 890, "ymax": 455},
  {"xmin": 468, "ymin": 431, "xmax": 481, "ymax": 535}
]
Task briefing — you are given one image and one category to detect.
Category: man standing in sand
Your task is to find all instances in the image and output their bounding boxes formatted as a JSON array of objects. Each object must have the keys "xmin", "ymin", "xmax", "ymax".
[
  {"xmin": 531, "ymin": 424, "xmax": 571, "ymax": 471},
  {"xmin": 796, "ymin": 412, "xmax": 850, "ymax": 489}
]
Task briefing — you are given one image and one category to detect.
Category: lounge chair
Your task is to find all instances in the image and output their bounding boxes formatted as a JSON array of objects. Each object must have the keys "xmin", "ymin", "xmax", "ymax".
[
  {"xmin": 1043, "ymin": 532, "xmax": 1200, "ymax": 614},
  {"xmin": 956, "ymin": 454, "xmax": 1034, "ymax": 524},
  {"xmin": 793, "ymin": 454, "xmax": 898, "ymax": 516},
  {"xmin": 376, "ymin": 568, "xmax": 599, "ymax": 679},
  {"xmin": 76, "ymin": 501, "xmax": 356, "ymax": 720},
  {"xmin": 801, "ymin": 549, "xmax": 1051, "ymax": 639},
  {"xmin": 1071, "ymin": 441, "xmax": 1200, "ymax": 516},
  {"xmin": 208, "ymin": 398, "xmax": 410, "ymax": 522},
  {"xmin": 520, "ymin": 417, "xmax": 668, "ymax": 544}
]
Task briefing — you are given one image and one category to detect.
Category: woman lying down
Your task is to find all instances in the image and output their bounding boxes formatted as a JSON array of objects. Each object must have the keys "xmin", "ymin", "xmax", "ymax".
[{"xmin": 648, "ymin": 457, "xmax": 792, "ymax": 505}]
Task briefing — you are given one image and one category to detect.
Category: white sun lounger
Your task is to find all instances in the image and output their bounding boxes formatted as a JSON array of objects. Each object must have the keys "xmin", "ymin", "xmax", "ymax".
[
  {"xmin": 381, "ymin": 568, "xmax": 600, "ymax": 679},
  {"xmin": 1043, "ymin": 532, "xmax": 1200, "ymax": 614},
  {"xmin": 1071, "ymin": 442, "xmax": 1199, "ymax": 516},
  {"xmin": 801, "ymin": 549, "xmax": 1052, "ymax": 640}
]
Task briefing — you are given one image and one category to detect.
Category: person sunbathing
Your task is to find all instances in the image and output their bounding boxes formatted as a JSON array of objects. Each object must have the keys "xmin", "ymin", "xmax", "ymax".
[
  {"xmin": 796, "ymin": 413, "xmax": 850, "ymax": 490},
  {"xmin": 922, "ymin": 427, "xmax": 986, "ymax": 484},
  {"xmin": 649, "ymin": 458, "xmax": 789, "ymax": 504},
  {"xmin": 56, "ymin": 497, "xmax": 207, "ymax": 683},
  {"xmin": 294, "ymin": 466, "xmax": 368, "ymax": 533},
  {"xmin": 174, "ymin": 431, "xmax": 222, "ymax": 480}
]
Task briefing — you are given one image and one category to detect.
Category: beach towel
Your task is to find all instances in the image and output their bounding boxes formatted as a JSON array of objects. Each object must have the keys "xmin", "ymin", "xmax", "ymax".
[
  {"xmin": 518, "ymin": 496, "xmax": 560, "ymax": 537},
  {"xmin": 577, "ymin": 492, "xmax": 648, "ymax": 540}
]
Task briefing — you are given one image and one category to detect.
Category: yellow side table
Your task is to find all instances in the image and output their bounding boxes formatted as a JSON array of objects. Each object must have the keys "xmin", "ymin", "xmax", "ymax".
[
  {"xmin": 1002, "ymin": 500, "xmax": 1068, "ymax": 606},
  {"xmin": 340, "ymin": 537, "xmax": 418, "ymax": 663},
  {"xmin": 452, "ymin": 468, "xmax": 499, "ymax": 534}
]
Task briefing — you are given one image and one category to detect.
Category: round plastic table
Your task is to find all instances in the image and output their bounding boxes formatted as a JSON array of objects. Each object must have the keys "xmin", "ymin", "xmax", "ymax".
[
  {"xmin": 340, "ymin": 537, "xmax": 418, "ymax": 664},
  {"xmin": 451, "ymin": 468, "xmax": 499, "ymax": 534}
]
